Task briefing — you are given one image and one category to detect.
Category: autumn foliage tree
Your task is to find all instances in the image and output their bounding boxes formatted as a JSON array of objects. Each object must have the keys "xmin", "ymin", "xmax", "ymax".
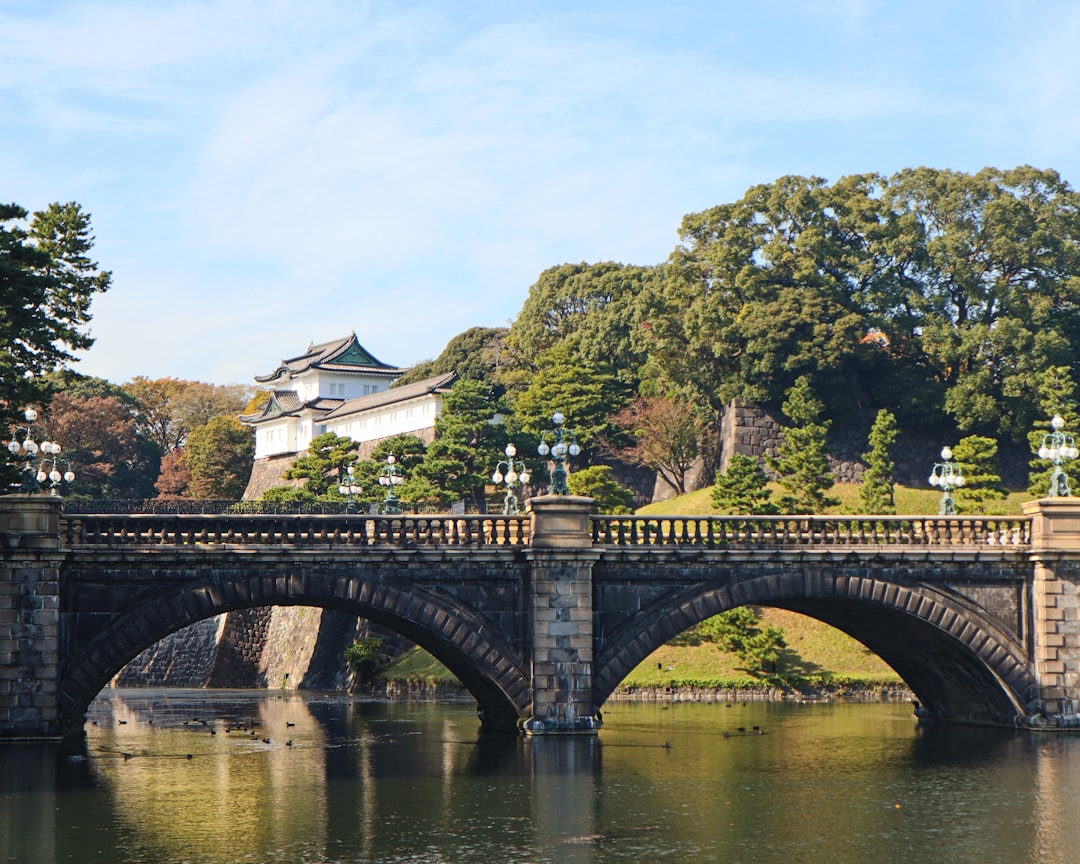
[
  {"xmin": 43, "ymin": 393, "xmax": 158, "ymax": 498},
  {"xmin": 613, "ymin": 395, "xmax": 699, "ymax": 495}
]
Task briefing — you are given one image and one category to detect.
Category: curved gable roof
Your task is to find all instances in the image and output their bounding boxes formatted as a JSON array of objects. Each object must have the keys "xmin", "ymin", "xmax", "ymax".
[
  {"xmin": 239, "ymin": 389, "xmax": 345, "ymax": 425},
  {"xmin": 255, "ymin": 333, "xmax": 405, "ymax": 383}
]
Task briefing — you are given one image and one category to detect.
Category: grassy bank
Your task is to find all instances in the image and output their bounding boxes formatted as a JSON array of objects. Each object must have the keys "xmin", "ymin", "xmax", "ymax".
[
  {"xmin": 382, "ymin": 608, "xmax": 904, "ymax": 694},
  {"xmin": 382, "ymin": 607, "xmax": 903, "ymax": 693},
  {"xmin": 638, "ymin": 481, "xmax": 1032, "ymax": 517}
]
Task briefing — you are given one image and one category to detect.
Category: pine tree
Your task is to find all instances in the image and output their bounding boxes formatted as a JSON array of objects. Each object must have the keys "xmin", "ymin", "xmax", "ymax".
[
  {"xmin": 567, "ymin": 465, "xmax": 635, "ymax": 514},
  {"xmin": 953, "ymin": 435, "xmax": 1006, "ymax": 513},
  {"xmin": 767, "ymin": 376, "xmax": 838, "ymax": 513},
  {"xmin": 1027, "ymin": 367, "xmax": 1080, "ymax": 497},
  {"xmin": 859, "ymin": 409, "xmax": 900, "ymax": 514},
  {"xmin": 711, "ymin": 454, "xmax": 776, "ymax": 514},
  {"xmin": 281, "ymin": 432, "xmax": 359, "ymax": 498},
  {"xmin": 414, "ymin": 379, "xmax": 513, "ymax": 509}
]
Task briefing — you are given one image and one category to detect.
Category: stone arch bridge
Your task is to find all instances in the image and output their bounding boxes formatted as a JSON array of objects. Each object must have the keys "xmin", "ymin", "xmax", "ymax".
[{"xmin": 3, "ymin": 494, "xmax": 1080, "ymax": 739}]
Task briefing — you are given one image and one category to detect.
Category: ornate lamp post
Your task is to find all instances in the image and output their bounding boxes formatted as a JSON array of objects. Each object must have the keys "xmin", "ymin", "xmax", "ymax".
[
  {"xmin": 536, "ymin": 412, "xmax": 581, "ymax": 496},
  {"xmin": 928, "ymin": 446, "xmax": 965, "ymax": 516},
  {"xmin": 5, "ymin": 407, "xmax": 76, "ymax": 494},
  {"xmin": 491, "ymin": 442, "xmax": 531, "ymax": 514},
  {"xmin": 377, "ymin": 453, "xmax": 405, "ymax": 514},
  {"xmin": 1037, "ymin": 414, "xmax": 1079, "ymax": 497},
  {"xmin": 337, "ymin": 462, "xmax": 363, "ymax": 512}
]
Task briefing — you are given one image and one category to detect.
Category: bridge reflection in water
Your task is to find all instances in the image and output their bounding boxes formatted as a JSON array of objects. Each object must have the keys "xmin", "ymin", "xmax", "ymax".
[
  {"xmin": 3, "ymin": 494, "xmax": 1080, "ymax": 738},
  {"xmin": 7, "ymin": 694, "xmax": 1080, "ymax": 864}
]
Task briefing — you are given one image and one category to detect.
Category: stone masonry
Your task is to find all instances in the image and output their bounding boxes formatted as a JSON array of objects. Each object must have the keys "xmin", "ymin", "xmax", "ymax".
[
  {"xmin": 524, "ymin": 496, "xmax": 601, "ymax": 734},
  {"xmin": 1025, "ymin": 499, "xmax": 1080, "ymax": 722},
  {"xmin": 12, "ymin": 496, "xmax": 1080, "ymax": 737},
  {"xmin": 0, "ymin": 496, "xmax": 63, "ymax": 736}
]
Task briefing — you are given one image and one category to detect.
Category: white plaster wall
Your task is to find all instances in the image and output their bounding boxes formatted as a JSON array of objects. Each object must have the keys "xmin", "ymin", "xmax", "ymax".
[{"xmin": 324, "ymin": 394, "xmax": 443, "ymax": 445}]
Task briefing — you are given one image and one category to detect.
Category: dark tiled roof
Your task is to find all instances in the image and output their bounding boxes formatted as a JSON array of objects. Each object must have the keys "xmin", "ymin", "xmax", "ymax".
[
  {"xmin": 254, "ymin": 333, "xmax": 405, "ymax": 383},
  {"xmin": 239, "ymin": 390, "xmax": 344, "ymax": 425},
  {"xmin": 321, "ymin": 371, "xmax": 457, "ymax": 422}
]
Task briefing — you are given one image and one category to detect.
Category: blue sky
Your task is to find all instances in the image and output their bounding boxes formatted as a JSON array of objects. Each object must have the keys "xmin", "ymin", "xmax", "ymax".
[{"xmin": 4, "ymin": 1, "xmax": 1080, "ymax": 386}]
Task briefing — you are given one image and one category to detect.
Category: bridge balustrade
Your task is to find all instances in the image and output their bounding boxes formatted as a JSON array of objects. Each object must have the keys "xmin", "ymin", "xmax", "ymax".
[
  {"xmin": 590, "ymin": 515, "xmax": 1032, "ymax": 548},
  {"xmin": 60, "ymin": 513, "xmax": 532, "ymax": 548}
]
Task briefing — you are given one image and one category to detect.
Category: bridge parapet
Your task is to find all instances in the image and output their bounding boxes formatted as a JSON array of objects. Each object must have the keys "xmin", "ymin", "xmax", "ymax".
[
  {"xmin": 591, "ymin": 514, "xmax": 1032, "ymax": 549},
  {"xmin": 60, "ymin": 513, "xmax": 531, "ymax": 548}
]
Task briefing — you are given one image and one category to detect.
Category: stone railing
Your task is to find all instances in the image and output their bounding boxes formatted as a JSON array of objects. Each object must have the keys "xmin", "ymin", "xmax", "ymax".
[
  {"xmin": 60, "ymin": 514, "xmax": 532, "ymax": 548},
  {"xmin": 590, "ymin": 515, "xmax": 1032, "ymax": 548},
  {"xmin": 57, "ymin": 511, "xmax": 1036, "ymax": 551}
]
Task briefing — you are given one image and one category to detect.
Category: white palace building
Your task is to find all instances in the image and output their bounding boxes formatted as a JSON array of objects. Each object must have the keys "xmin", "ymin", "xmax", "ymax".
[{"xmin": 240, "ymin": 334, "xmax": 455, "ymax": 496}]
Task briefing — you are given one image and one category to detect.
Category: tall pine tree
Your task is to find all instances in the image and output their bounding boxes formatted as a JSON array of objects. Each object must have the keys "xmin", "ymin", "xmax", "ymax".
[
  {"xmin": 767, "ymin": 376, "xmax": 838, "ymax": 513},
  {"xmin": 859, "ymin": 409, "xmax": 900, "ymax": 514},
  {"xmin": 1027, "ymin": 366, "xmax": 1080, "ymax": 497},
  {"xmin": 953, "ymin": 435, "xmax": 1006, "ymax": 513}
]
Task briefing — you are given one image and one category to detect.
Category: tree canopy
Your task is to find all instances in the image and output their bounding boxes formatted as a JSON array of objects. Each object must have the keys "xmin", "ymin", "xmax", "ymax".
[
  {"xmin": 1, "ymin": 202, "xmax": 110, "ymax": 487},
  {"xmin": 650, "ymin": 167, "xmax": 1080, "ymax": 442},
  {"xmin": 392, "ymin": 327, "xmax": 509, "ymax": 387}
]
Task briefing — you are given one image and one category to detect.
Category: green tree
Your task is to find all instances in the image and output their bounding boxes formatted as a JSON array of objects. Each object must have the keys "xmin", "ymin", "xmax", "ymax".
[
  {"xmin": 353, "ymin": 434, "xmax": 428, "ymax": 506},
  {"xmin": 1027, "ymin": 366, "xmax": 1080, "ymax": 497},
  {"xmin": 651, "ymin": 167, "xmax": 1080, "ymax": 449},
  {"xmin": 183, "ymin": 417, "xmax": 254, "ymax": 499},
  {"xmin": 711, "ymin": 454, "xmax": 776, "ymax": 514},
  {"xmin": 952, "ymin": 435, "xmax": 1007, "ymax": 512},
  {"xmin": 260, "ymin": 484, "xmax": 317, "ymax": 503},
  {"xmin": 566, "ymin": 465, "xmax": 635, "ymax": 514},
  {"xmin": 698, "ymin": 607, "xmax": 787, "ymax": 678},
  {"xmin": 281, "ymin": 432, "xmax": 359, "ymax": 498},
  {"xmin": 885, "ymin": 166, "xmax": 1080, "ymax": 440},
  {"xmin": 767, "ymin": 376, "xmax": 838, "ymax": 513},
  {"xmin": 859, "ymin": 409, "xmax": 900, "ymax": 514},
  {"xmin": 1, "ymin": 202, "xmax": 111, "ymax": 487},
  {"xmin": 414, "ymin": 379, "xmax": 512, "ymax": 509},
  {"xmin": 654, "ymin": 175, "xmax": 888, "ymax": 423},
  {"xmin": 511, "ymin": 343, "xmax": 631, "ymax": 456},
  {"xmin": 503, "ymin": 261, "xmax": 658, "ymax": 392},
  {"xmin": 392, "ymin": 327, "xmax": 508, "ymax": 387},
  {"xmin": 344, "ymin": 637, "xmax": 384, "ymax": 685}
]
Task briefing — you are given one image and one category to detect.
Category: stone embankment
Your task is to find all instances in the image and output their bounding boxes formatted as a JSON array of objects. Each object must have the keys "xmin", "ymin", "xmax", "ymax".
[{"xmin": 608, "ymin": 683, "xmax": 914, "ymax": 704}]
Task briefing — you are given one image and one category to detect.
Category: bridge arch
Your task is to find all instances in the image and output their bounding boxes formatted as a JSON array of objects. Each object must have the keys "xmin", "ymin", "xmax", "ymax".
[
  {"xmin": 593, "ymin": 565, "xmax": 1038, "ymax": 725},
  {"xmin": 58, "ymin": 567, "xmax": 531, "ymax": 734}
]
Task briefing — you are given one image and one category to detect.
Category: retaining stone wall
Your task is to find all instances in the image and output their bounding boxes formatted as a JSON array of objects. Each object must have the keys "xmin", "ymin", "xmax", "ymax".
[{"xmin": 114, "ymin": 616, "xmax": 224, "ymax": 687}]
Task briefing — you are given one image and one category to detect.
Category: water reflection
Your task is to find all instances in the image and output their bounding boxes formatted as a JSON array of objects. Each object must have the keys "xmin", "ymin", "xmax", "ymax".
[{"xmin": 7, "ymin": 692, "xmax": 1080, "ymax": 863}]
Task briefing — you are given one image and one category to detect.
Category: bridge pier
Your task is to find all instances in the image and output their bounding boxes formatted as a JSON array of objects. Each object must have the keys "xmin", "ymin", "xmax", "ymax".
[
  {"xmin": 522, "ymin": 496, "xmax": 601, "ymax": 735},
  {"xmin": 0, "ymin": 495, "xmax": 64, "ymax": 738},
  {"xmin": 1024, "ymin": 499, "xmax": 1080, "ymax": 726}
]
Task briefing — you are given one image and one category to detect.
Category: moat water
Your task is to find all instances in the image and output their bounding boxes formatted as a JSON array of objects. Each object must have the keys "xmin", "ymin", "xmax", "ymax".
[{"xmin": 4, "ymin": 690, "xmax": 1080, "ymax": 863}]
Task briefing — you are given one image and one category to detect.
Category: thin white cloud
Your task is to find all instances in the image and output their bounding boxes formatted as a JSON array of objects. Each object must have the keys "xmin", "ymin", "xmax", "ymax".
[{"xmin": 2, "ymin": 0, "xmax": 1076, "ymax": 384}]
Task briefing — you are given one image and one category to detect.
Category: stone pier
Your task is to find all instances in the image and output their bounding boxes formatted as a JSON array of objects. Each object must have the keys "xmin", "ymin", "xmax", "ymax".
[
  {"xmin": 0, "ymin": 495, "xmax": 64, "ymax": 737},
  {"xmin": 1024, "ymin": 499, "xmax": 1080, "ymax": 724},
  {"xmin": 524, "ymin": 495, "xmax": 601, "ymax": 735}
]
